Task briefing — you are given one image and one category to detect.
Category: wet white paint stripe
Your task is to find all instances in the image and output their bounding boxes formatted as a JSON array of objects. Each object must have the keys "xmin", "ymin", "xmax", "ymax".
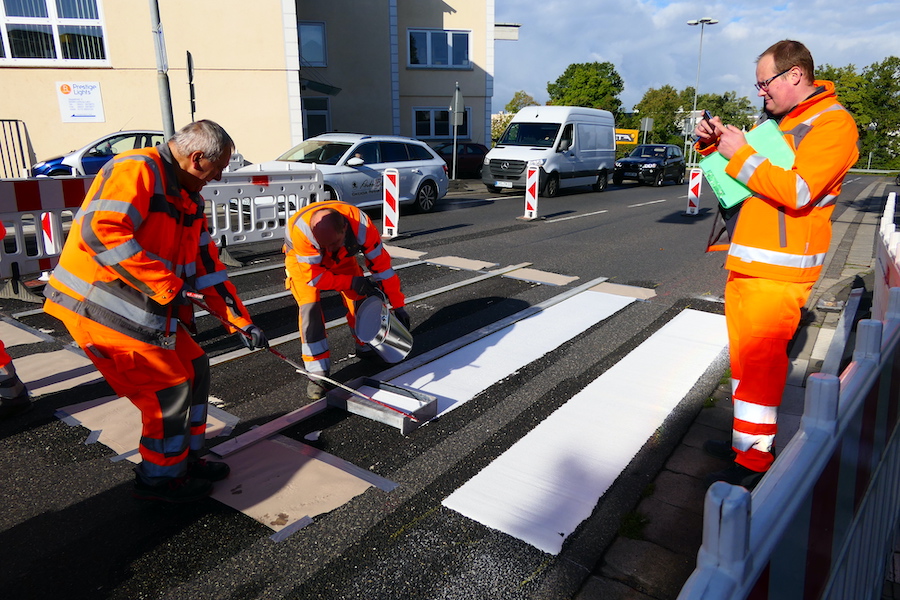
[
  {"xmin": 442, "ymin": 309, "xmax": 727, "ymax": 554},
  {"xmin": 388, "ymin": 290, "xmax": 636, "ymax": 415}
]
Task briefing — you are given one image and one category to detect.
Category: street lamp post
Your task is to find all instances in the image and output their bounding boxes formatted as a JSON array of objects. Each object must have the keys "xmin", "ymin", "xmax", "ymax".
[{"xmin": 686, "ymin": 17, "xmax": 718, "ymax": 165}]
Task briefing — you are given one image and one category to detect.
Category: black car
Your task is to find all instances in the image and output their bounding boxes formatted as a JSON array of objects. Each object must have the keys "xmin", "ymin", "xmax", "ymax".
[
  {"xmin": 613, "ymin": 144, "xmax": 686, "ymax": 186},
  {"xmin": 431, "ymin": 142, "xmax": 489, "ymax": 179}
]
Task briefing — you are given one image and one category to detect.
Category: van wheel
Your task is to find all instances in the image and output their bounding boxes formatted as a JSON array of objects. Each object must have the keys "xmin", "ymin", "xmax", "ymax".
[
  {"xmin": 414, "ymin": 181, "xmax": 438, "ymax": 212},
  {"xmin": 544, "ymin": 173, "xmax": 560, "ymax": 198},
  {"xmin": 592, "ymin": 170, "xmax": 608, "ymax": 192},
  {"xmin": 653, "ymin": 171, "xmax": 664, "ymax": 187}
]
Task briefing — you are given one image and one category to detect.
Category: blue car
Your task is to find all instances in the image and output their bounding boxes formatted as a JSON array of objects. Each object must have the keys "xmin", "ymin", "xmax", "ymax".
[{"xmin": 32, "ymin": 130, "xmax": 165, "ymax": 177}]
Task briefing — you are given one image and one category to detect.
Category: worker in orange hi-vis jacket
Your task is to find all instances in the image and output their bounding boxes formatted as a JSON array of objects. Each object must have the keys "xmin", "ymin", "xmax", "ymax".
[
  {"xmin": 694, "ymin": 40, "xmax": 859, "ymax": 490},
  {"xmin": 43, "ymin": 120, "xmax": 268, "ymax": 503},
  {"xmin": 0, "ymin": 222, "xmax": 31, "ymax": 419},
  {"xmin": 283, "ymin": 201, "xmax": 409, "ymax": 400}
]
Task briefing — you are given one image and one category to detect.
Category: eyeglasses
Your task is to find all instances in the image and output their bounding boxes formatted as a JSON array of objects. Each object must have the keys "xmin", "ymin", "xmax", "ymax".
[{"xmin": 755, "ymin": 67, "xmax": 792, "ymax": 92}]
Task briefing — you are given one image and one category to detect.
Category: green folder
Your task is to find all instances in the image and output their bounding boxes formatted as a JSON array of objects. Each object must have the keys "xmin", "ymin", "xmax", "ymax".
[{"xmin": 698, "ymin": 120, "xmax": 795, "ymax": 209}]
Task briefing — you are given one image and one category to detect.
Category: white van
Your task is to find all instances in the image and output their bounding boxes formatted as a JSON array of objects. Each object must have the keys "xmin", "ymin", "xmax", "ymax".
[{"xmin": 482, "ymin": 106, "xmax": 616, "ymax": 196}]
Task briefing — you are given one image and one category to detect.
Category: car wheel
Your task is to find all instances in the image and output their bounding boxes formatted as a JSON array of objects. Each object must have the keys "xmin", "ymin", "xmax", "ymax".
[
  {"xmin": 653, "ymin": 171, "xmax": 664, "ymax": 187},
  {"xmin": 414, "ymin": 181, "xmax": 438, "ymax": 213},
  {"xmin": 592, "ymin": 170, "xmax": 608, "ymax": 192},
  {"xmin": 612, "ymin": 174, "xmax": 623, "ymax": 186},
  {"xmin": 544, "ymin": 173, "xmax": 560, "ymax": 198},
  {"xmin": 49, "ymin": 168, "xmax": 73, "ymax": 177},
  {"xmin": 676, "ymin": 169, "xmax": 685, "ymax": 185},
  {"xmin": 323, "ymin": 185, "xmax": 338, "ymax": 201}
]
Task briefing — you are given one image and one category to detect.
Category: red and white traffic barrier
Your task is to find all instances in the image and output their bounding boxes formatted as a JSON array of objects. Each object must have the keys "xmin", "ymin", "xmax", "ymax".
[
  {"xmin": 523, "ymin": 165, "xmax": 539, "ymax": 220},
  {"xmin": 685, "ymin": 168, "xmax": 702, "ymax": 216},
  {"xmin": 382, "ymin": 168, "xmax": 399, "ymax": 238}
]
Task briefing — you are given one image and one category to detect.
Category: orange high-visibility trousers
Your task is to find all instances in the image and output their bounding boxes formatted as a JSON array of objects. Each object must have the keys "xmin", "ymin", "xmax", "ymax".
[
  {"xmin": 725, "ymin": 272, "xmax": 813, "ymax": 472},
  {"xmin": 62, "ymin": 312, "xmax": 209, "ymax": 482},
  {"xmin": 286, "ymin": 257, "xmax": 366, "ymax": 373}
]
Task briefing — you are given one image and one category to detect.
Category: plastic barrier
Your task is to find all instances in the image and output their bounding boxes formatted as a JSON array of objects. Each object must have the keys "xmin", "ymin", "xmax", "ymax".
[
  {"xmin": 522, "ymin": 165, "xmax": 539, "ymax": 220},
  {"xmin": 874, "ymin": 191, "xmax": 899, "ymax": 320},
  {"xmin": 686, "ymin": 168, "xmax": 702, "ymax": 216},
  {"xmin": 382, "ymin": 168, "xmax": 399, "ymax": 238},
  {"xmin": 202, "ymin": 166, "xmax": 323, "ymax": 256}
]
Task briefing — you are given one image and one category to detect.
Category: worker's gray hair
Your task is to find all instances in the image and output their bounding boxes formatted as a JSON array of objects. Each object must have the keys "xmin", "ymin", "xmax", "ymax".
[{"xmin": 171, "ymin": 120, "xmax": 234, "ymax": 162}]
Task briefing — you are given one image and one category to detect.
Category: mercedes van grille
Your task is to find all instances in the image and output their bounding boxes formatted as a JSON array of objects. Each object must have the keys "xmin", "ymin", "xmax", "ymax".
[{"xmin": 488, "ymin": 159, "xmax": 526, "ymax": 177}]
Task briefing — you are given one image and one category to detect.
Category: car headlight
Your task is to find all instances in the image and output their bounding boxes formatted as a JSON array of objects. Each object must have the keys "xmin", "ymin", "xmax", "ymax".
[
  {"xmin": 614, "ymin": 161, "xmax": 622, "ymax": 168},
  {"xmin": 483, "ymin": 156, "xmax": 490, "ymax": 165},
  {"xmin": 528, "ymin": 158, "xmax": 546, "ymax": 167}
]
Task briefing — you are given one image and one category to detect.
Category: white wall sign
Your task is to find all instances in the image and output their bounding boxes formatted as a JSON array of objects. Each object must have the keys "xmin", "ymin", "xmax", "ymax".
[{"xmin": 56, "ymin": 82, "xmax": 106, "ymax": 123}]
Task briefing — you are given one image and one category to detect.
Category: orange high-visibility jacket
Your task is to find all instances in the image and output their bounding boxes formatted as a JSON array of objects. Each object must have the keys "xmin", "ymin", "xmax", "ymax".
[
  {"xmin": 284, "ymin": 201, "xmax": 405, "ymax": 308},
  {"xmin": 44, "ymin": 145, "xmax": 252, "ymax": 347},
  {"xmin": 704, "ymin": 80, "xmax": 859, "ymax": 283}
]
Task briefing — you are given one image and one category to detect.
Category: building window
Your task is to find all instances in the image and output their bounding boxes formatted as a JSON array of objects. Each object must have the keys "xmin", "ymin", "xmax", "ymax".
[
  {"xmin": 0, "ymin": 0, "xmax": 107, "ymax": 65},
  {"xmin": 302, "ymin": 96, "xmax": 330, "ymax": 138},
  {"xmin": 414, "ymin": 107, "xmax": 469, "ymax": 139},
  {"xmin": 298, "ymin": 21, "xmax": 326, "ymax": 67},
  {"xmin": 408, "ymin": 29, "xmax": 469, "ymax": 68}
]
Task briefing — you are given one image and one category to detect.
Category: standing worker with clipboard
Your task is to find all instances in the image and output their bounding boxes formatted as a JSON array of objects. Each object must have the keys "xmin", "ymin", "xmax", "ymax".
[{"xmin": 693, "ymin": 40, "xmax": 859, "ymax": 489}]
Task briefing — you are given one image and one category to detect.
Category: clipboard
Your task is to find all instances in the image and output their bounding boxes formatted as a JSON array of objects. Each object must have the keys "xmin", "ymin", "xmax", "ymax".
[{"xmin": 699, "ymin": 120, "xmax": 795, "ymax": 209}]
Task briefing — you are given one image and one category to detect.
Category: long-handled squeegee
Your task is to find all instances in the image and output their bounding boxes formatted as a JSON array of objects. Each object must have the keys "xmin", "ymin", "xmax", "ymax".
[{"xmin": 188, "ymin": 293, "xmax": 420, "ymax": 423}]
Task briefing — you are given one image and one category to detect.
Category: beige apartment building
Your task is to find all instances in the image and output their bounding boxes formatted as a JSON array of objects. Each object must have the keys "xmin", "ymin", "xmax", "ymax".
[{"xmin": 0, "ymin": 0, "xmax": 495, "ymax": 176}]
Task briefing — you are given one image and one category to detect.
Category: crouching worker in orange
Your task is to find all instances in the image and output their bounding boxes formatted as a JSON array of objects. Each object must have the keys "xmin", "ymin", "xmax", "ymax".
[
  {"xmin": 284, "ymin": 201, "xmax": 409, "ymax": 400},
  {"xmin": 695, "ymin": 40, "xmax": 858, "ymax": 489},
  {"xmin": 43, "ymin": 120, "xmax": 268, "ymax": 503}
]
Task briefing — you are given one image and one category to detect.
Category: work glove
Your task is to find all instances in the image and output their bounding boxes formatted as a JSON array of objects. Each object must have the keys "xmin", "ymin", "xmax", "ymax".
[
  {"xmin": 393, "ymin": 307, "xmax": 411, "ymax": 330},
  {"xmin": 351, "ymin": 276, "xmax": 379, "ymax": 298},
  {"xmin": 239, "ymin": 324, "xmax": 269, "ymax": 350}
]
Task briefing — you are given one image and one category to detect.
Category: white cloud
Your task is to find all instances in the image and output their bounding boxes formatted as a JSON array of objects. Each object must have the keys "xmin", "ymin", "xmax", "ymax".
[{"xmin": 493, "ymin": 0, "xmax": 900, "ymax": 112}]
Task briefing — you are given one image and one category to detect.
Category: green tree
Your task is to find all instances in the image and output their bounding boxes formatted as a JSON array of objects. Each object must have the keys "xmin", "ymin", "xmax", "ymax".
[
  {"xmin": 633, "ymin": 85, "xmax": 683, "ymax": 144},
  {"xmin": 546, "ymin": 62, "xmax": 623, "ymax": 114},
  {"xmin": 504, "ymin": 90, "xmax": 539, "ymax": 114},
  {"xmin": 860, "ymin": 57, "xmax": 900, "ymax": 169}
]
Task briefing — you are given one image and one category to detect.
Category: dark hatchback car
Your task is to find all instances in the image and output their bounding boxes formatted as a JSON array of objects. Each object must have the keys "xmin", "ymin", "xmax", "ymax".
[
  {"xmin": 431, "ymin": 142, "xmax": 489, "ymax": 179},
  {"xmin": 613, "ymin": 144, "xmax": 686, "ymax": 187}
]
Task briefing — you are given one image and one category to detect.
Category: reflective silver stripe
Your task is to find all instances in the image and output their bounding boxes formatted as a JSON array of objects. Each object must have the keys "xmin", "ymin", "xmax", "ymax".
[
  {"xmin": 371, "ymin": 268, "xmax": 395, "ymax": 281},
  {"xmin": 355, "ymin": 214, "xmax": 368, "ymax": 246},
  {"xmin": 794, "ymin": 177, "xmax": 811, "ymax": 209},
  {"xmin": 364, "ymin": 242, "xmax": 384, "ymax": 261},
  {"xmin": 93, "ymin": 238, "xmax": 142, "ymax": 267},
  {"xmin": 736, "ymin": 152, "xmax": 766, "ymax": 184},
  {"xmin": 310, "ymin": 273, "xmax": 324, "ymax": 286},
  {"xmin": 199, "ymin": 230, "xmax": 212, "ymax": 245},
  {"xmin": 195, "ymin": 269, "xmax": 228, "ymax": 289},
  {"xmin": 302, "ymin": 339, "xmax": 329, "ymax": 356},
  {"xmin": 816, "ymin": 193, "xmax": 837, "ymax": 208},
  {"xmin": 733, "ymin": 398, "xmax": 778, "ymax": 424},
  {"xmin": 52, "ymin": 266, "xmax": 172, "ymax": 331},
  {"xmin": 291, "ymin": 253, "xmax": 321, "ymax": 265},
  {"xmin": 304, "ymin": 357, "xmax": 330, "ymax": 373},
  {"xmin": 181, "ymin": 260, "xmax": 197, "ymax": 278},
  {"xmin": 293, "ymin": 215, "xmax": 319, "ymax": 251},
  {"xmin": 732, "ymin": 430, "xmax": 775, "ymax": 453},
  {"xmin": 82, "ymin": 199, "xmax": 144, "ymax": 229},
  {"xmin": 146, "ymin": 251, "xmax": 174, "ymax": 272},
  {"xmin": 728, "ymin": 242, "xmax": 826, "ymax": 269}
]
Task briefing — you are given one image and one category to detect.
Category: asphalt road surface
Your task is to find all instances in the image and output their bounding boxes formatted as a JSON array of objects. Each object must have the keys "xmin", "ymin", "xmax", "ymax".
[{"xmin": 0, "ymin": 175, "xmax": 874, "ymax": 599}]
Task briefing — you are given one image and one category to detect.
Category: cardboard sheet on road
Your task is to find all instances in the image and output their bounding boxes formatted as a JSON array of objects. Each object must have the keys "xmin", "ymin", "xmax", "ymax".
[{"xmin": 442, "ymin": 309, "xmax": 728, "ymax": 554}]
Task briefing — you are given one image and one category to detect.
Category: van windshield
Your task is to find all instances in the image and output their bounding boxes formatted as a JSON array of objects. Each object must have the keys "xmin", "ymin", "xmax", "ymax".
[
  {"xmin": 276, "ymin": 140, "xmax": 353, "ymax": 165},
  {"xmin": 497, "ymin": 123, "xmax": 560, "ymax": 147}
]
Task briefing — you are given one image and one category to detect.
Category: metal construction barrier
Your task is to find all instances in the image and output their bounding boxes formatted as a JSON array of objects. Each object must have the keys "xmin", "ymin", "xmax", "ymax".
[
  {"xmin": 678, "ymin": 191, "xmax": 900, "ymax": 600},
  {"xmin": 0, "ymin": 164, "xmax": 324, "ymax": 301},
  {"xmin": 0, "ymin": 119, "xmax": 32, "ymax": 179}
]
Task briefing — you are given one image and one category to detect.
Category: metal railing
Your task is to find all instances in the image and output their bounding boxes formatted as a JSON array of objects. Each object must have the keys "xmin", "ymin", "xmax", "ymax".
[{"xmin": 0, "ymin": 120, "xmax": 32, "ymax": 179}]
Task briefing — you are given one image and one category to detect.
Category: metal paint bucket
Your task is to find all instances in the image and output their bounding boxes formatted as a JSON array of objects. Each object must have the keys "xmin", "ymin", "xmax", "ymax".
[{"xmin": 354, "ymin": 296, "xmax": 413, "ymax": 363}]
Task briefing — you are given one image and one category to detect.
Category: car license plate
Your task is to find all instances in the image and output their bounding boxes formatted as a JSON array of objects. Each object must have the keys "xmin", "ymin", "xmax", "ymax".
[
  {"xmin": 624, "ymin": 172, "xmax": 637, "ymax": 177},
  {"xmin": 496, "ymin": 181, "xmax": 513, "ymax": 188}
]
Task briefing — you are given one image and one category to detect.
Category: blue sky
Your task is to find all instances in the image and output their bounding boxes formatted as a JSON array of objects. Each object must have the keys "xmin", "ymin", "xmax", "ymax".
[{"xmin": 493, "ymin": 0, "xmax": 900, "ymax": 112}]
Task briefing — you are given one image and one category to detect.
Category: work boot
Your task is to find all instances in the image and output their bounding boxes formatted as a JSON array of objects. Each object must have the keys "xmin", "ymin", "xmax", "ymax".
[
  {"xmin": 187, "ymin": 458, "xmax": 230, "ymax": 482},
  {"xmin": 703, "ymin": 439, "xmax": 736, "ymax": 461},
  {"xmin": 0, "ymin": 390, "xmax": 32, "ymax": 419},
  {"xmin": 307, "ymin": 372, "xmax": 329, "ymax": 400},
  {"xmin": 705, "ymin": 462, "xmax": 765, "ymax": 490},
  {"xmin": 132, "ymin": 475, "xmax": 213, "ymax": 503}
]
